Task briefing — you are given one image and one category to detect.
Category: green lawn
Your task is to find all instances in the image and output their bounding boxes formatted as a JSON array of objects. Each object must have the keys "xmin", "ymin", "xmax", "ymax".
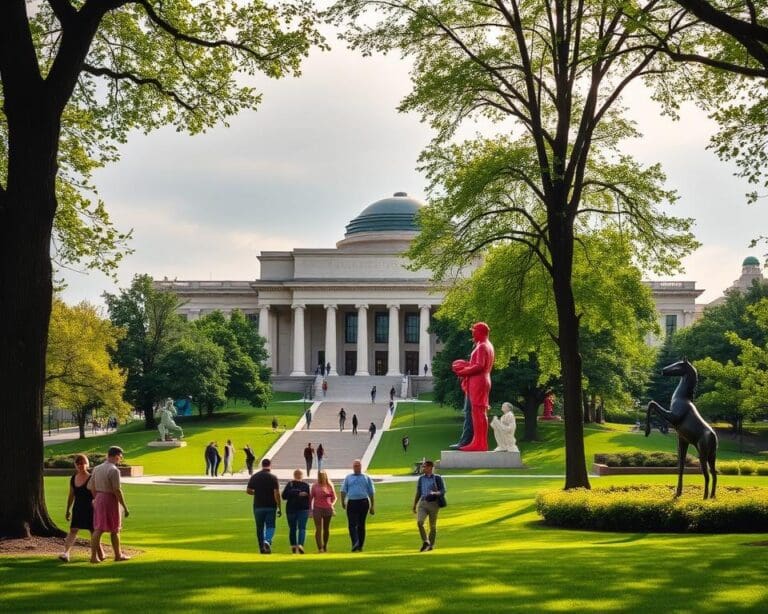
[
  {"xmin": 43, "ymin": 393, "xmax": 304, "ymax": 475},
  {"xmin": 372, "ymin": 402, "xmax": 766, "ymax": 475},
  {"xmin": 2, "ymin": 476, "xmax": 767, "ymax": 612}
]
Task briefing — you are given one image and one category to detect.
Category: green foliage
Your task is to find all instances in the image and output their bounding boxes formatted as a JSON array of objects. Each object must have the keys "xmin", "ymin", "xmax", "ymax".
[
  {"xmin": 594, "ymin": 452, "xmax": 696, "ymax": 467},
  {"xmin": 536, "ymin": 485, "xmax": 768, "ymax": 532},
  {"xmin": 739, "ymin": 460, "xmax": 760, "ymax": 476},
  {"xmin": 44, "ymin": 453, "xmax": 126, "ymax": 469},
  {"xmin": 718, "ymin": 461, "xmax": 740, "ymax": 475},
  {"xmin": 429, "ymin": 317, "xmax": 473, "ymax": 410},
  {"xmin": 104, "ymin": 274, "xmax": 186, "ymax": 423}
]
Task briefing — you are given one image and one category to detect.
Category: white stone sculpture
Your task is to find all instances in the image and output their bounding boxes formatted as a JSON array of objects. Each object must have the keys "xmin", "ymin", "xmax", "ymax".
[
  {"xmin": 490, "ymin": 402, "xmax": 519, "ymax": 452},
  {"xmin": 157, "ymin": 398, "xmax": 184, "ymax": 441}
]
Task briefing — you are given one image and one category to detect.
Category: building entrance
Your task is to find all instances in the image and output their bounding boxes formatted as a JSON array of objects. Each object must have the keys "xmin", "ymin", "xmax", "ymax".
[
  {"xmin": 405, "ymin": 351, "xmax": 419, "ymax": 376},
  {"xmin": 345, "ymin": 351, "xmax": 357, "ymax": 375},
  {"xmin": 374, "ymin": 351, "xmax": 388, "ymax": 376}
]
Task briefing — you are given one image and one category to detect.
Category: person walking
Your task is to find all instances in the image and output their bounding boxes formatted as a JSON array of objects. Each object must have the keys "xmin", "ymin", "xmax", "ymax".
[
  {"xmin": 88, "ymin": 446, "xmax": 131, "ymax": 563},
  {"xmin": 213, "ymin": 442, "xmax": 222, "ymax": 476},
  {"xmin": 338, "ymin": 407, "xmax": 346, "ymax": 431},
  {"xmin": 223, "ymin": 439, "xmax": 235, "ymax": 476},
  {"xmin": 389, "ymin": 400, "xmax": 395, "ymax": 413},
  {"xmin": 316, "ymin": 444, "xmax": 325, "ymax": 473},
  {"xmin": 326, "ymin": 362, "xmax": 332, "ymax": 377},
  {"xmin": 370, "ymin": 385, "xmax": 377, "ymax": 403},
  {"xmin": 243, "ymin": 444, "xmax": 256, "ymax": 475},
  {"xmin": 305, "ymin": 408, "xmax": 312, "ymax": 429},
  {"xmin": 351, "ymin": 413, "xmax": 358, "ymax": 435},
  {"xmin": 402, "ymin": 435, "xmax": 410, "ymax": 453},
  {"xmin": 424, "ymin": 363, "xmax": 429, "ymax": 376},
  {"xmin": 246, "ymin": 458, "xmax": 281, "ymax": 554},
  {"xmin": 303, "ymin": 443, "xmax": 315, "ymax": 477},
  {"xmin": 390, "ymin": 386, "xmax": 396, "ymax": 402},
  {"xmin": 58, "ymin": 454, "xmax": 104, "ymax": 563},
  {"xmin": 271, "ymin": 416, "xmax": 279, "ymax": 431},
  {"xmin": 322, "ymin": 379, "xmax": 328, "ymax": 398},
  {"xmin": 368, "ymin": 422, "xmax": 377, "ymax": 441},
  {"xmin": 412, "ymin": 460, "xmax": 446, "ymax": 552},
  {"xmin": 204, "ymin": 442, "xmax": 217, "ymax": 476},
  {"xmin": 310, "ymin": 470, "xmax": 337, "ymax": 552},
  {"xmin": 282, "ymin": 469, "xmax": 311, "ymax": 554},
  {"xmin": 340, "ymin": 459, "xmax": 375, "ymax": 552}
]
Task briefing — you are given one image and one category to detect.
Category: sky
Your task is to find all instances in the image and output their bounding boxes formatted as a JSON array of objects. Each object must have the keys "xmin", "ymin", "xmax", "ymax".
[{"xmin": 59, "ymin": 33, "xmax": 765, "ymax": 308}]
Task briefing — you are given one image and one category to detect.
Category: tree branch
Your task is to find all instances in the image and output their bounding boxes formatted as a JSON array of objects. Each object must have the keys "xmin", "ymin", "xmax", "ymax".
[{"xmin": 82, "ymin": 63, "xmax": 197, "ymax": 111}]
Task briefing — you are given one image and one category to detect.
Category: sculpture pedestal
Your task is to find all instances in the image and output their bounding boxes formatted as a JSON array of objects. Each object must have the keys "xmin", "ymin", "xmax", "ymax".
[
  {"xmin": 439, "ymin": 450, "xmax": 523, "ymax": 469},
  {"xmin": 147, "ymin": 440, "xmax": 187, "ymax": 448}
]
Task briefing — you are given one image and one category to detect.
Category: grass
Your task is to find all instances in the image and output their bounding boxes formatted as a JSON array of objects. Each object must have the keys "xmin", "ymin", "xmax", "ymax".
[
  {"xmin": 43, "ymin": 392, "xmax": 303, "ymax": 475},
  {"xmin": 372, "ymin": 402, "xmax": 764, "ymax": 475},
  {"xmin": 2, "ymin": 475, "xmax": 767, "ymax": 612}
]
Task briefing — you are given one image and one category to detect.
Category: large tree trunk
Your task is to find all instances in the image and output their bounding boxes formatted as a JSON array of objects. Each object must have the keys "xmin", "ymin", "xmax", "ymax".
[
  {"xmin": 521, "ymin": 394, "xmax": 540, "ymax": 441},
  {"xmin": 0, "ymin": 112, "xmax": 64, "ymax": 537},
  {"xmin": 549, "ymin": 212, "xmax": 590, "ymax": 489}
]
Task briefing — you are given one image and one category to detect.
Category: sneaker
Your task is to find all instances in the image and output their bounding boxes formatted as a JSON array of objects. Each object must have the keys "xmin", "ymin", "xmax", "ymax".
[
  {"xmin": 420, "ymin": 542, "xmax": 430, "ymax": 552},
  {"xmin": 263, "ymin": 542, "xmax": 272, "ymax": 554},
  {"xmin": 351, "ymin": 543, "xmax": 360, "ymax": 552},
  {"xmin": 58, "ymin": 553, "xmax": 69, "ymax": 562},
  {"xmin": 426, "ymin": 544, "xmax": 434, "ymax": 551},
  {"xmin": 297, "ymin": 545, "xmax": 305, "ymax": 554}
]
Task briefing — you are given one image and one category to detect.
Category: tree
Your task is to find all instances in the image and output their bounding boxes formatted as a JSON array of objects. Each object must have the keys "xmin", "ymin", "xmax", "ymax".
[
  {"xmin": 436, "ymin": 231, "xmax": 659, "ymax": 467},
  {"xmin": 0, "ymin": 1, "xmax": 322, "ymax": 538},
  {"xmin": 45, "ymin": 299, "xmax": 131, "ymax": 439},
  {"xmin": 332, "ymin": 0, "xmax": 697, "ymax": 488},
  {"xmin": 194, "ymin": 310, "xmax": 272, "ymax": 408},
  {"xmin": 104, "ymin": 274, "xmax": 185, "ymax": 429},
  {"xmin": 158, "ymin": 333, "xmax": 229, "ymax": 417},
  {"xmin": 430, "ymin": 316, "xmax": 474, "ymax": 410}
]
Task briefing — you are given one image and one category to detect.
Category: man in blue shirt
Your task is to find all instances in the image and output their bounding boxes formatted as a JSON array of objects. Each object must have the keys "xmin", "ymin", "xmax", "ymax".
[
  {"xmin": 340, "ymin": 459, "xmax": 375, "ymax": 552},
  {"xmin": 412, "ymin": 460, "xmax": 446, "ymax": 551}
]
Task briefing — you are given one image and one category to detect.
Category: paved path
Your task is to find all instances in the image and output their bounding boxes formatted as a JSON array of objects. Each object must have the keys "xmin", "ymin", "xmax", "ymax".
[{"xmin": 43, "ymin": 426, "xmax": 106, "ymax": 445}]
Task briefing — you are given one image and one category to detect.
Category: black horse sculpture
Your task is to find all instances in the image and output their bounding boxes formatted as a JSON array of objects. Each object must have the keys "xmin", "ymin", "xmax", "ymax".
[{"xmin": 646, "ymin": 358, "xmax": 718, "ymax": 499}]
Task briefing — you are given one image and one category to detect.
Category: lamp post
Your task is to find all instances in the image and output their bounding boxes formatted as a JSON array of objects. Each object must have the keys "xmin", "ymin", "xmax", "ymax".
[{"xmin": 412, "ymin": 398, "xmax": 415, "ymax": 426}]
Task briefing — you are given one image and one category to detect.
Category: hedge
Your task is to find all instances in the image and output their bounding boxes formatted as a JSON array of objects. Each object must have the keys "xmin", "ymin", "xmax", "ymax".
[
  {"xmin": 594, "ymin": 451, "xmax": 696, "ymax": 467},
  {"xmin": 536, "ymin": 485, "xmax": 768, "ymax": 532},
  {"xmin": 44, "ymin": 453, "xmax": 127, "ymax": 468}
]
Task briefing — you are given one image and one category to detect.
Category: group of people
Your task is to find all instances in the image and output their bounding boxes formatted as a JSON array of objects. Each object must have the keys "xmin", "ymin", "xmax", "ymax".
[
  {"xmin": 246, "ymin": 457, "xmax": 446, "ymax": 554},
  {"xmin": 336, "ymin": 408, "xmax": 376, "ymax": 439},
  {"xmin": 205, "ymin": 440, "xmax": 256, "ymax": 476},
  {"xmin": 302, "ymin": 442, "xmax": 325, "ymax": 476},
  {"xmin": 58, "ymin": 446, "xmax": 131, "ymax": 564}
]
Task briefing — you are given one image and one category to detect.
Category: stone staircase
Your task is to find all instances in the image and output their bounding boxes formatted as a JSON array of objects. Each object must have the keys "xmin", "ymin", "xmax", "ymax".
[{"xmin": 315, "ymin": 375, "xmax": 407, "ymax": 402}]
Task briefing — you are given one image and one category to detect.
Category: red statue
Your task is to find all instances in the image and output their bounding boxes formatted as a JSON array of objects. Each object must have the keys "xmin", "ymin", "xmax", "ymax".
[{"xmin": 451, "ymin": 322, "xmax": 495, "ymax": 451}]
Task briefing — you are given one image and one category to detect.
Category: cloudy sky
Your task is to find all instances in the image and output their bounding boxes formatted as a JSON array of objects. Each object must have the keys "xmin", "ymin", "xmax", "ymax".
[{"xmin": 60, "ymin": 32, "xmax": 764, "ymax": 307}]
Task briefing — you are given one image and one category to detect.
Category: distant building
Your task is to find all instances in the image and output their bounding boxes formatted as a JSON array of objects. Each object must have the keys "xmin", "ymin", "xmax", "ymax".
[
  {"xmin": 644, "ymin": 281, "xmax": 703, "ymax": 346},
  {"xmin": 708, "ymin": 256, "xmax": 766, "ymax": 307}
]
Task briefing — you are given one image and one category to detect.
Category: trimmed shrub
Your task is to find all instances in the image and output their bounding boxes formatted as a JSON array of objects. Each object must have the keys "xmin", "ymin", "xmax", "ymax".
[
  {"xmin": 718, "ymin": 461, "xmax": 740, "ymax": 475},
  {"xmin": 536, "ymin": 485, "xmax": 768, "ymax": 532},
  {"xmin": 44, "ymin": 453, "xmax": 126, "ymax": 468},
  {"xmin": 739, "ymin": 460, "xmax": 759, "ymax": 476},
  {"xmin": 593, "ymin": 452, "xmax": 695, "ymax": 467},
  {"xmin": 756, "ymin": 464, "xmax": 768, "ymax": 476}
]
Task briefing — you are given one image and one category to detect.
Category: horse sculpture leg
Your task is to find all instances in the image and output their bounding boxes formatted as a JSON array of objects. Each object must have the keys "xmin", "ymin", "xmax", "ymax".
[
  {"xmin": 698, "ymin": 432, "xmax": 718, "ymax": 500},
  {"xmin": 676, "ymin": 438, "xmax": 689, "ymax": 498},
  {"xmin": 645, "ymin": 401, "xmax": 674, "ymax": 437}
]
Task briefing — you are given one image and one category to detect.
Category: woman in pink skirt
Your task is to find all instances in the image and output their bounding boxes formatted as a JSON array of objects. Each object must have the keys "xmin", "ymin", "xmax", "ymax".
[
  {"xmin": 88, "ymin": 446, "xmax": 131, "ymax": 563},
  {"xmin": 310, "ymin": 470, "xmax": 337, "ymax": 552}
]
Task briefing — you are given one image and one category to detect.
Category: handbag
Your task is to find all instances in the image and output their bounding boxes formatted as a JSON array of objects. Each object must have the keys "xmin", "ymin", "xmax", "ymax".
[{"xmin": 438, "ymin": 495, "xmax": 447, "ymax": 508}]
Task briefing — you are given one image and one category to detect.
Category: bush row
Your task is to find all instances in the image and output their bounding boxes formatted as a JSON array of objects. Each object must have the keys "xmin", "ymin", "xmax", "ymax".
[
  {"xmin": 536, "ymin": 485, "xmax": 768, "ymax": 532},
  {"xmin": 594, "ymin": 451, "xmax": 696, "ymax": 467},
  {"xmin": 44, "ymin": 453, "xmax": 127, "ymax": 468},
  {"xmin": 718, "ymin": 460, "xmax": 768, "ymax": 476}
]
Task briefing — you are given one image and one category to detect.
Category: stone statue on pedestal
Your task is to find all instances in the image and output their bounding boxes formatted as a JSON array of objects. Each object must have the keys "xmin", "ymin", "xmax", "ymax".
[
  {"xmin": 157, "ymin": 398, "xmax": 184, "ymax": 441},
  {"xmin": 490, "ymin": 402, "xmax": 519, "ymax": 452}
]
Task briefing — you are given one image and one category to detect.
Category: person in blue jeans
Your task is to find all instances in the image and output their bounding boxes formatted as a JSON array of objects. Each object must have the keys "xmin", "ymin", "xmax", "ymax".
[
  {"xmin": 282, "ymin": 468, "xmax": 311, "ymax": 554},
  {"xmin": 340, "ymin": 459, "xmax": 375, "ymax": 552},
  {"xmin": 246, "ymin": 458, "xmax": 281, "ymax": 554}
]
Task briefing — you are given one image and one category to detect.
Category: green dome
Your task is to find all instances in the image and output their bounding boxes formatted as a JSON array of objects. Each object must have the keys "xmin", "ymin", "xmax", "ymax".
[
  {"xmin": 743, "ymin": 256, "xmax": 761, "ymax": 266},
  {"xmin": 344, "ymin": 192, "xmax": 424, "ymax": 236}
]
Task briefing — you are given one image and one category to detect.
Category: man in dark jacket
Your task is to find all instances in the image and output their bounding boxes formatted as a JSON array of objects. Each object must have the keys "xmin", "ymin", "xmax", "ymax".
[{"xmin": 411, "ymin": 460, "xmax": 446, "ymax": 552}]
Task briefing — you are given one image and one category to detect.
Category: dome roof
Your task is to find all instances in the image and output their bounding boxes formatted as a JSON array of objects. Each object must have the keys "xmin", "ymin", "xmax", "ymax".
[
  {"xmin": 344, "ymin": 192, "xmax": 424, "ymax": 236},
  {"xmin": 743, "ymin": 256, "xmax": 761, "ymax": 267}
]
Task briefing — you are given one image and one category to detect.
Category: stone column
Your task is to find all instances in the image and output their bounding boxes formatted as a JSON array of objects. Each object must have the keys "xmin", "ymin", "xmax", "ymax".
[
  {"xmin": 355, "ymin": 304, "xmax": 369, "ymax": 376},
  {"xmin": 291, "ymin": 304, "xmax": 306, "ymax": 376},
  {"xmin": 387, "ymin": 304, "xmax": 401, "ymax": 376},
  {"xmin": 419, "ymin": 304, "xmax": 431, "ymax": 375},
  {"xmin": 258, "ymin": 305, "xmax": 272, "ymax": 369},
  {"xmin": 324, "ymin": 304, "xmax": 338, "ymax": 376}
]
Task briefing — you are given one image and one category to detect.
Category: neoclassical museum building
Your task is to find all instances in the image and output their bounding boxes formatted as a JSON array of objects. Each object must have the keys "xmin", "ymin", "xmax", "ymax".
[{"xmin": 156, "ymin": 192, "xmax": 715, "ymax": 387}]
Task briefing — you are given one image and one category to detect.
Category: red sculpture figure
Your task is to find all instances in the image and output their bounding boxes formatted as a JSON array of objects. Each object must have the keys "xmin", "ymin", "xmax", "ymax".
[
  {"xmin": 540, "ymin": 390, "xmax": 557, "ymax": 420},
  {"xmin": 451, "ymin": 322, "xmax": 495, "ymax": 452}
]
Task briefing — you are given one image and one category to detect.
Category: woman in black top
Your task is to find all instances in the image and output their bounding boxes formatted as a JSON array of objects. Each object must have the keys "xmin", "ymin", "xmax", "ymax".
[
  {"xmin": 58, "ymin": 454, "xmax": 104, "ymax": 562},
  {"xmin": 282, "ymin": 469, "xmax": 311, "ymax": 553}
]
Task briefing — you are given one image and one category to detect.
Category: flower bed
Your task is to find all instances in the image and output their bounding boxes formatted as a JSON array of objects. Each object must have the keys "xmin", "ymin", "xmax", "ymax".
[{"xmin": 536, "ymin": 485, "xmax": 768, "ymax": 532}]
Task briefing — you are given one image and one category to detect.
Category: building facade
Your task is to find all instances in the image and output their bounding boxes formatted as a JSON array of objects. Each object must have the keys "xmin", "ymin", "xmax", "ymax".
[{"xmin": 156, "ymin": 192, "xmax": 713, "ymax": 371}]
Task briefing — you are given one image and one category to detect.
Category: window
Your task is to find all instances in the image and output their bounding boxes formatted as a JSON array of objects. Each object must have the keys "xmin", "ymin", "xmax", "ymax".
[
  {"xmin": 246, "ymin": 313, "xmax": 259, "ymax": 325},
  {"xmin": 404, "ymin": 313, "xmax": 419, "ymax": 343},
  {"xmin": 345, "ymin": 313, "xmax": 358, "ymax": 343},
  {"xmin": 665, "ymin": 314, "xmax": 678, "ymax": 337},
  {"xmin": 375, "ymin": 312, "xmax": 389, "ymax": 343}
]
